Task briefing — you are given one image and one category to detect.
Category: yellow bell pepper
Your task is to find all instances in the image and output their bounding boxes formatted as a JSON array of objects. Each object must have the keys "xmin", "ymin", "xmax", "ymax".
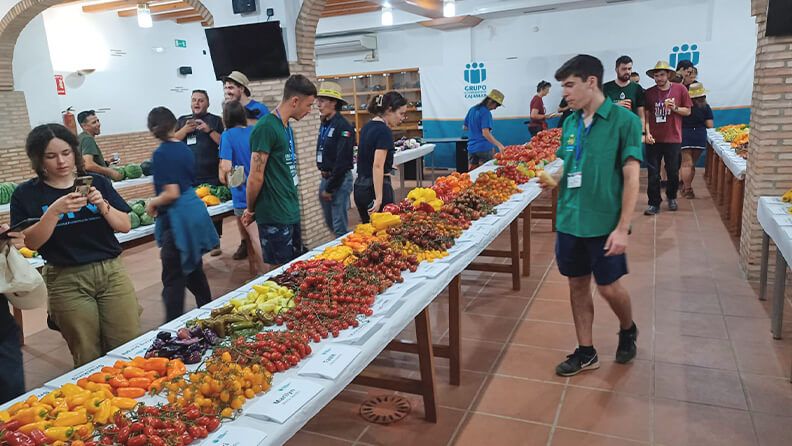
[
  {"xmin": 11, "ymin": 407, "xmax": 39, "ymax": 424},
  {"xmin": 85, "ymin": 397, "xmax": 105, "ymax": 414},
  {"xmin": 111, "ymin": 397, "xmax": 137, "ymax": 410},
  {"xmin": 0, "ymin": 410, "xmax": 10, "ymax": 422},
  {"xmin": 370, "ymin": 212, "xmax": 401, "ymax": 231},
  {"xmin": 53, "ymin": 409, "xmax": 87, "ymax": 427},
  {"xmin": 354, "ymin": 223, "xmax": 376, "ymax": 236},
  {"xmin": 44, "ymin": 426, "xmax": 76, "ymax": 442},
  {"xmin": 18, "ymin": 420, "xmax": 51, "ymax": 434},
  {"xmin": 93, "ymin": 400, "xmax": 115, "ymax": 425},
  {"xmin": 40, "ymin": 391, "xmax": 61, "ymax": 407},
  {"xmin": 50, "ymin": 399, "xmax": 69, "ymax": 417},
  {"xmin": 60, "ymin": 384, "xmax": 84, "ymax": 398}
]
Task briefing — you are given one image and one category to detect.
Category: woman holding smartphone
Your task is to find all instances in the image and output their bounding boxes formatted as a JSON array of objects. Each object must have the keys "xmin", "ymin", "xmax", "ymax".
[
  {"xmin": 10, "ymin": 124, "xmax": 140, "ymax": 367},
  {"xmin": 353, "ymin": 92, "xmax": 407, "ymax": 223},
  {"xmin": 147, "ymin": 107, "xmax": 218, "ymax": 323}
]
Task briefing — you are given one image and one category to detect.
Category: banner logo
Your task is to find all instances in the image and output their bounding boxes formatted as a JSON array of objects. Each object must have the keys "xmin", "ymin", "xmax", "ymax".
[
  {"xmin": 463, "ymin": 62, "xmax": 488, "ymax": 100},
  {"xmin": 670, "ymin": 43, "xmax": 700, "ymax": 67}
]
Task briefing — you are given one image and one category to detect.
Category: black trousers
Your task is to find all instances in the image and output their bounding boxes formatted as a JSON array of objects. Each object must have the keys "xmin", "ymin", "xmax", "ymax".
[
  {"xmin": 160, "ymin": 227, "xmax": 212, "ymax": 322},
  {"xmin": 646, "ymin": 142, "xmax": 681, "ymax": 206},
  {"xmin": 353, "ymin": 176, "xmax": 394, "ymax": 224}
]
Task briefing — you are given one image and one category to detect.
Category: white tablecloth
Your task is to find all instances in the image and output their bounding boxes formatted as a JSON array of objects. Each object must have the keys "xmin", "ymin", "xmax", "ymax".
[
  {"xmin": 8, "ymin": 161, "xmax": 562, "ymax": 445},
  {"xmin": 707, "ymin": 129, "xmax": 747, "ymax": 179},
  {"xmin": 393, "ymin": 144, "xmax": 435, "ymax": 167},
  {"xmin": 757, "ymin": 196, "xmax": 792, "ymax": 266}
]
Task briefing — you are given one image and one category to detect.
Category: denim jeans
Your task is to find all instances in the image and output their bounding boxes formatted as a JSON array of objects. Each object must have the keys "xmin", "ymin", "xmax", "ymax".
[
  {"xmin": 0, "ymin": 324, "xmax": 24, "ymax": 403},
  {"xmin": 319, "ymin": 172, "xmax": 353, "ymax": 237}
]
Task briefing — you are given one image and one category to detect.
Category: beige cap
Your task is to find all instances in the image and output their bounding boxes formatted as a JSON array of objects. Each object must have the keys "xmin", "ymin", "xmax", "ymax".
[{"xmin": 688, "ymin": 82, "xmax": 708, "ymax": 98}]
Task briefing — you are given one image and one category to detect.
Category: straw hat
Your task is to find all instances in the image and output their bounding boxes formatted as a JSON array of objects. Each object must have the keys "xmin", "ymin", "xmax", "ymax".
[
  {"xmin": 646, "ymin": 61, "xmax": 676, "ymax": 77},
  {"xmin": 224, "ymin": 71, "xmax": 251, "ymax": 96},
  {"xmin": 688, "ymin": 82, "xmax": 708, "ymax": 98},
  {"xmin": 487, "ymin": 89, "xmax": 505, "ymax": 106},
  {"xmin": 317, "ymin": 81, "xmax": 347, "ymax": 105}
]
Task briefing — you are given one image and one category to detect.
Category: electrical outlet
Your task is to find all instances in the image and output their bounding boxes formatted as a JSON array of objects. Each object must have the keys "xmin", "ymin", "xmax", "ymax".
[{"xmin": 266, "ymin": 8, "xmax": 274, "ymax": 17}]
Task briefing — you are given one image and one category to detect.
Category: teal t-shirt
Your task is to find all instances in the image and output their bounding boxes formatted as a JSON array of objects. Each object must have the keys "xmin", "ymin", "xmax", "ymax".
[
  {"xmin": 249, "ymin": 113, "xmax": 300, "ymax": 225},
  {"xmin": 603, "ymin": 80, "xmax": 645, "ymax": 116},
  {"xmin": 555, "ymin": 99, "xmax": 643, "ymax": 238}
]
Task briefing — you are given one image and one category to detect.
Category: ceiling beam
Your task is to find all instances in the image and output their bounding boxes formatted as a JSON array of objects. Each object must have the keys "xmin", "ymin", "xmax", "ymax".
[
  {"xmin": 418, "ymin": 14, "xmax": 482, "ymax": 30},
  {"xmin": 82, "ymin": 0, "xmax": 137, "ymax": 13},
  {"xmin": 117, "ymin": 2, "xmax": 192, "ymax": 17},
  {"xmin": 152, "ymin": 9, "xmax": 200, "ymax": 21},
  {"xmin": 175, "ymin": 15, "xmax": 204, "ymax": 24},
  {"xmin": 322, "ymin": 5, "xmax": 381, "ymax": 17},
  {"xmin": 375, "ymin": 0, "xmax": 443, "ymax": 19}
]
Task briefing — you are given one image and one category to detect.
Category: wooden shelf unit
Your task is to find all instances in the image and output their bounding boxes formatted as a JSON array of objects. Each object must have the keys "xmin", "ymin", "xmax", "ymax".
[{"xmin": 318, "ymin": 68, "xmax": 423, "ymax": 143}]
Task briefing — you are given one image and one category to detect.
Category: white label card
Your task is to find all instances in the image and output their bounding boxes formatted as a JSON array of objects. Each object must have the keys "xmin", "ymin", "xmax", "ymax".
[
  {"xmin": 44, "ymin": 357, "xmax": 117, "ymax": 389},
  {"xmin": 567, "ymin": 172, "xmax": 582, "ymax": 188},
  {"xmin": 245, "ymin": 379, "xmax": 323, "ymax": 424},
  {"xmin": 331, "ymin": 316, "xmax": 383, "ymax": 343},
  {"xmin": 298, "ymin": 345, "xmax": 361, "ymax": 380},
  {"xmin": 776, "ymin": 215, "xmax": 792, "ymax": 226},
  {"xmin": 205, "ymin": 426, "xmax": 267, "ymax": 446},
  {"xmin": 186, "ymin": 135, "xmax": 197, "ymax": 145},
  {"xmin": 769, "ymin": 205, "xmax": 789, "ymax": 215},
  {"xmin": 0, "ymin": 387, "xmax": 52, "ymax": 411}
]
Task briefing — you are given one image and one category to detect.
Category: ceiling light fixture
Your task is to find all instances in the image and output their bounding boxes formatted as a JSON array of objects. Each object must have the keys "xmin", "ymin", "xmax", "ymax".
[
  {"xmin": 137, "ymin": 4, "xmax": 153, "ymax": 28},
  {"xmin": 381, "ymin": 3, "xmax": 393, "ymax": 26},
  {"xmin": 443, "ymin": 0, "xmax": 456, "ymax": 18}
]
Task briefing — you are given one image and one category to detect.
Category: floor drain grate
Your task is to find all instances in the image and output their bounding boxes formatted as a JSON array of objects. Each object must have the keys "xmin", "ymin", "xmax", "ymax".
[{"xmin": 359, "ymin": 395, "xmax": 412, "ymax": 425}]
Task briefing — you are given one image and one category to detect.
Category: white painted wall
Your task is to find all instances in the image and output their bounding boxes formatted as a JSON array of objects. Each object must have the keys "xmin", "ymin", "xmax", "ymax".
[
  {"xmin": 9, "ymin": 0, "xmax": 300, "ymax": 135},
  {"xmin": 317, "ymin": 0, "xmax": 757, "ymax": 119},
  {"xmin": 12, "ymin": 14, "xmax": 61, "ymax": 127}
]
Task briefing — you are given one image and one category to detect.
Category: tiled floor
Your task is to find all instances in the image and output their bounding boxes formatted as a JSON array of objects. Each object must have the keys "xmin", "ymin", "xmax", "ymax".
[{"xmin": 16, "ymin": 174, "xmax": 792, "ymax": 446}]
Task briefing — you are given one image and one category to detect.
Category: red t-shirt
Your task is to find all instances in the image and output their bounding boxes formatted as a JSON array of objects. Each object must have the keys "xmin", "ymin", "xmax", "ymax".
[
  {"xmin": 529, "ymin": 95, "xmax": 547, "ymax": 130},
  {"xmin": 645, "ymin": 83, "xmax": 693, "ymax": 143}
]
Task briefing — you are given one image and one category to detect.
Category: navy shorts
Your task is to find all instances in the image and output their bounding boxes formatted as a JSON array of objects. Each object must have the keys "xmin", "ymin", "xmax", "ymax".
[
  {"xmin": 468, "ymin": 150, "xmax": 493, "ymax": 165},
  {"xmin": 257, "ymin": 223, "xmax": 302, "ymax": 265},
  {"xmin": 555, "ymin": 231, "xmax": 628, "ymax": 285}
]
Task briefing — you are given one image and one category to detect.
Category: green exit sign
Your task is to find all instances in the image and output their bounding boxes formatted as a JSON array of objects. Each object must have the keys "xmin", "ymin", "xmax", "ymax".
[{"xmin": 175, "ymin": 39, "xmax": 187, "ymax": 48}]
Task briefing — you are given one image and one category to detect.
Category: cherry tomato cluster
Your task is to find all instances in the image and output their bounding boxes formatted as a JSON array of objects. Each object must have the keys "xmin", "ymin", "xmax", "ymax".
[
  {"xmin": 94, "ymin": 404, "xmax": 219, "ymax": 446},
  {"xmin": 528, "ymin": 128, "xmax": 562, "ymax": 160},
  {"xmin": 450, "ymin": 191, "xmax": 495, "ymax": 221},
  {"xmin": 155, "ymin": 353, "xmax": 271, "ymax": 417},
  {"xmin": 431, "ymin": 172, "xmax": 472, "ymax": 201},
  {"xmin": 496, "ymin": 165, "xmax": 532, "ymax": 184},
  {"xmin": 219, "ymin": 331, "xmax": 312, "ymax": 373},
  {"xmin": 471, "ymin": 172, "xmax": 518, "ymax": 205},
  {"xmin": 386, "ymin": 213, "xmax": 455, "ymax": 251}
]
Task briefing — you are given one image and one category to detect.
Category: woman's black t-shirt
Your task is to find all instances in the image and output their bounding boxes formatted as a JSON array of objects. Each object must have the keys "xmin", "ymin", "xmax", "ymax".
[
  {"xmin": 10, "ymin": 173, "xmax": 131, "ymax": 267},
  {"xmin": 356, "ymin": 120, "xmax": 395, "ymax": 178},
  {"xmin": 683, "ymin": 104, "xmax": 713, "ymax": 128}
]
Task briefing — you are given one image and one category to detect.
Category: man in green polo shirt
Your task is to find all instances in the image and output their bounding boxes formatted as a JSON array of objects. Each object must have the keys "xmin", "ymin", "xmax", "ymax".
[
  {"xmin": 241, "ymin": 75, "xmax": 317, "ymax": 266},
  {"xmin": 540, "ymin": 55, "xmax": 642, "ymax": 377},
  {"xmin": 78, "ymin": 110, "xmax": 123, "ymax": 181}
]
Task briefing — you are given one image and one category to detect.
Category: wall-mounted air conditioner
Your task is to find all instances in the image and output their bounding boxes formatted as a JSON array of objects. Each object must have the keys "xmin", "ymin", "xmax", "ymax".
[{"xmin": 315, "ymin": 34, "xmax": 377, "ymax": 56}]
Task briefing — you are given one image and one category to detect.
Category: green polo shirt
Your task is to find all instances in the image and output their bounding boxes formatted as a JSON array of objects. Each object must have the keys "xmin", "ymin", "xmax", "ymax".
[
  {"xmin": 78, "ymin": 132, "xmax": 107, "ymax": 167},
  {"xmin": 556, "ymin": 98, "xmax": 643, "ymax": 238},
  {"xmin": 249, "ymin": 113, "xmax": 300, "ymax": 225}
]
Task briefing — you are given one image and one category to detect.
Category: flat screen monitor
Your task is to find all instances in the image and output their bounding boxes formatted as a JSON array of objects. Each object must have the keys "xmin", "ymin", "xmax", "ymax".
[
  {"xmin": 205, "ymin": 21, "xmax": 290, "ymax": 81},
  {"xmin": 767, "ymin": 0, "xmax": 792, "ymax": 37}
]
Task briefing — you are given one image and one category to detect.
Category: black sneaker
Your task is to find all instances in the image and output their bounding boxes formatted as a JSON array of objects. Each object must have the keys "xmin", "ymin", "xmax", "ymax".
[
  {"xmin": 232, "ymin": 242, "xmax": 248, "ymax": 260},
  {"xmin": 615, "ymin": 325, "xmax": 638, "ymax": 364},
  {"xmin": 644, "ymin": 205, "xmax": 660, "ymax": 216},
  {"xmin": 668, "ymin": 199, "xmax": 678, "ymax": 211},
  {"xmin": 555, "ymin": 348, "xmax": 600, "ymax": 377}
]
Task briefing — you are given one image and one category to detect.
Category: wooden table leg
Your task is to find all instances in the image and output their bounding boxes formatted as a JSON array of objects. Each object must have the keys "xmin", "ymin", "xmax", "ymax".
[
  {"xmin": 414, "ymin": 308, "xmax": 438, "ymax": 422},
  {"xmin": 771, "ymin": 252, "xmax": 787, "ymax": 340},
  {"xmin": 13, "ymin": 307, "xmax": 24, "ymax": 346},
  {"xmin": 724, "ymin": 170, "xmax": 734, "ymax": 222},
  {"xmin": 718, "ymin": 161, "xmax": 728, "ymax": 208},
  {"xmin": 729, "ymin": 176, "xmax": 742, "ymax": 234},
  {"xmin": 760, "ymin": 231, "xmax": 770, "ymax": 301},
  {"xmin": 447, "ymin": 275, "xmax": 461, "ymax": 386},
  {"xmin": 704, "ymin": 145, "xmax": 713, "ymax": 182},
  {"xmin": 734, "ymin": 179, "xmax": 744, "ymax": 236},
  {"xmin": 522, "ymin": 205, "xmax": 531, "ymax": 277},
  {"xmin": 510, "ymin": 220, "xmax": 521, "ymax": 291},
  {"xmin": 710, "ymin": 155, "xmax": 720, "ymax": 194}
]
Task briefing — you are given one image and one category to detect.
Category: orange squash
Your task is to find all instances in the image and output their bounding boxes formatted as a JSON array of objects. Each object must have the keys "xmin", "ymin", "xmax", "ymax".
[
  {"xmin": 195, "ymin": 186, "xmax": 211, "ymax": 198},
  {"xmin": 202, "ymin": 195, "xmax": 220, "ymax": 206}
]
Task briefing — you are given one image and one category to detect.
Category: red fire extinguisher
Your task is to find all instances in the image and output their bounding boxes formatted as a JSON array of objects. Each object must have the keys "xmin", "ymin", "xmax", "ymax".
[{"xmin": 62, "ymin": 106, "xmax": 77, "ymax": 135}]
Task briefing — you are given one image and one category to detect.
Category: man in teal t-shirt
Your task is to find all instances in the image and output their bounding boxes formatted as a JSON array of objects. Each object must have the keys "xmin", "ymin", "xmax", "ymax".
[
  {"xmin": 242, "ymin": 75, "xmax": 317, "ymax": 266},
  {"xmin": 540, "ymin": 55, "xmax": 642, "ymax": 378}
]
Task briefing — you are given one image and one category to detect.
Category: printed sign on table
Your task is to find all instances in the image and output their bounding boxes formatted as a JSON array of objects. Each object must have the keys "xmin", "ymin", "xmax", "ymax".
[
  {"xmin": 0, "ymin": 387, "xmax": 52, "ymax": 411},
  {"xmin": 298, "ymin": 345, "xmax": 361, "ymax": 380},
  {"xmin": 331, "ymin": 315, "xmax": 383, "ymax": 343},
  {"xmin": 245, "ymin": 378, "xmax": 323, "ymax": 424},
  {"xmin": 205, "ymin": 426, "xmax": 267, "ymax": 446},
  {"xmin": 44, "ymin": 356, "xmax": 117, "ymax": 389},
  {"xmin": 159, "ymin": 308, "xmax": 211, "ymax": 332}
]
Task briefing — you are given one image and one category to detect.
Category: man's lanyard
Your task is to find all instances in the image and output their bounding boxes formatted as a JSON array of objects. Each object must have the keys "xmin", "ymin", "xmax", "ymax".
[
  {"xmin": 574, "ymin": 114, "xmax": 595, "ymax": 169},
  {"xmin": 318, "ymin": 121, "xmax": 332, "ymax": 151},
  {"xmin": 275, "ymin": 108, "xmax": 296, "ymax": 163}
]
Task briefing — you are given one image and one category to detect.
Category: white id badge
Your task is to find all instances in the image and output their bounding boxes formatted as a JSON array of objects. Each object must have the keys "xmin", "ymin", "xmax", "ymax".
[
  {"xmin": 186, "ymin": 135, "xmax": 197, "ymax": 145},
  {"xmin": 316, "ymin": 150, "xmax": 323, "ymax": 163},
  {"xmin": 655, "ymin": 114, "xmax": 667, "ymax": 124},
  {"xmin": 567, "ymin": 172, "xmax": 582, "ymax": 188}
]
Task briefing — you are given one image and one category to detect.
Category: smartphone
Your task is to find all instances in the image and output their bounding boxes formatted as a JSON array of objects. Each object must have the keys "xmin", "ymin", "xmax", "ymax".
[
  {"xmin": 73, "ymin": 176, "xmax": 93, "ymax": 196},
  {"xmin": 0, "ymin": 218, "xmax": 40, "ymax": 239}
]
